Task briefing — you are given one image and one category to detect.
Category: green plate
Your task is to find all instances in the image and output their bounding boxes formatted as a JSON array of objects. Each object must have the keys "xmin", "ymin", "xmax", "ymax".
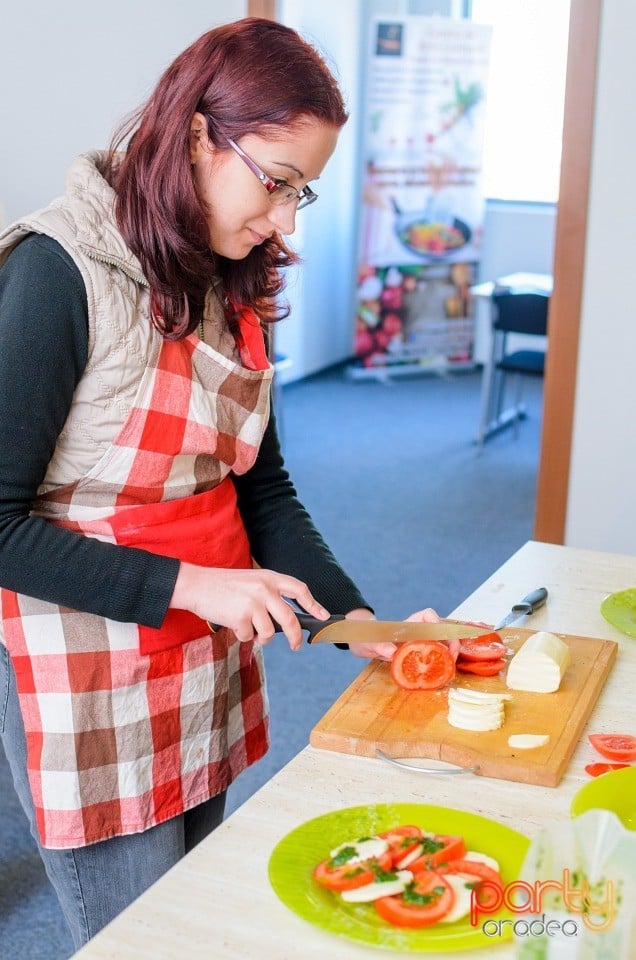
[
  {"xmin": 600, "ymin": 588, "xmax": 636, "ymax": 637},
  {"xmin": 268, "ymin": 803, "xmax": 530, "ymax": 953}
]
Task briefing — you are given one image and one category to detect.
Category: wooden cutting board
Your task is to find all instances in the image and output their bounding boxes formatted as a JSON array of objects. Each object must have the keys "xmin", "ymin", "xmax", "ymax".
[{"xmin": 310, "ymin": 627, "xmax": 617, "ymax": 787}]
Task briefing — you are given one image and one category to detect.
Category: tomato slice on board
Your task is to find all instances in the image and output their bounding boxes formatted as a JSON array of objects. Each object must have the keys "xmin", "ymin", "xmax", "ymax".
[
  {"xmin": 438, "ymin": 859, "xmax": 503, "ymax": 910},
  {"xmin": 378, "ymin": 825, "xmax": 424, "ymax": 866},
  {"xmin": 585, "ymin": 762, "xmax": 631, "ymax": 778},
  {"xmin": 459, "ymin": 631, "xmax": 503, "ymax": 645},
  {"xmin": 404, "ymin": 834, "xmax": 467, "ymax": 873},
  {"xmin": 374, "ymin": 870, "xmax": 455, "ymax": 928},
  {"xmin": 313, "ymin": 851, "xmax": 393, "ymax": 891},
  {"xmin": 390, "ymin": 640, "xmax": 455, "ymax": 690},
  {"xmin": 457, "ymin": 641, "xmax": 508, "ymax": 661},
  {"xmin": 456, "ymin": 659, "xmax": 506, "ymax": 676},
  {"xmin": 588, "ymin": 733, "xmax": 636, "ymax": 762}
]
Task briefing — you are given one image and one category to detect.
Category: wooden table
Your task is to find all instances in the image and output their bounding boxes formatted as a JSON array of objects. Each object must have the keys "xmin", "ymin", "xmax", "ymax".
[{"xmin": 73, "ymin": 541, "xmax": 636, "ymax": 959}]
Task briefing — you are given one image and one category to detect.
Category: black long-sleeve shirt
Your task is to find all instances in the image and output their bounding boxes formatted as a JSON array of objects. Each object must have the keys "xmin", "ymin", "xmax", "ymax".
[{"xmin": 0, "ymin": 234, "xmax": 368, "ymax": 628}]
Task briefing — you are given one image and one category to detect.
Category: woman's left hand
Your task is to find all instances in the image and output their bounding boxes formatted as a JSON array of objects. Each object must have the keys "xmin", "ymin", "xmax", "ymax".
[{"xmin": 346, "ymin": 607, "xmax": 441, "ymax": 662}]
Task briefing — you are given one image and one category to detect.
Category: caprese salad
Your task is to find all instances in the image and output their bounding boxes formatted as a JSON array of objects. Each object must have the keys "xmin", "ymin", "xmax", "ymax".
[{"xmin": 312, "ymin": 823, "xmax": 503, "ymax": 928}]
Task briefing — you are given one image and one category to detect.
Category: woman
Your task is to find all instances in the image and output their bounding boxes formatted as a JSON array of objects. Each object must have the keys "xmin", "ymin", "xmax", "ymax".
[{"xmin": 0, "ymin": 17, "xmax": 433, "ymax": 947}]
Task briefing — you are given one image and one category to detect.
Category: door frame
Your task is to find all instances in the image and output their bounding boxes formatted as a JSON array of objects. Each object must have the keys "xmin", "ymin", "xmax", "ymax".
[
  {"xmin": 248, "ymin": 0, "xmax": 276, "ymax": 18},
  {"xmin": 533, "ymin": 0, "xmax": 602, "ymax": 542}
]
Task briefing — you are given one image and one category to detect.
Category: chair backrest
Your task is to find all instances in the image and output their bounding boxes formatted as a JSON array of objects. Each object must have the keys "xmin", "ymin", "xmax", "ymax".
[{"xmin": 492, "ymin": 291, "xmax": 549, "ymax": 336}]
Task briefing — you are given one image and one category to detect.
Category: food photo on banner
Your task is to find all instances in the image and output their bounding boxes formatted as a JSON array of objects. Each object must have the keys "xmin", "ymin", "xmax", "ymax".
[{"xmin": 353, "ymin": 17, "xmax": 492, "ymax": 376}]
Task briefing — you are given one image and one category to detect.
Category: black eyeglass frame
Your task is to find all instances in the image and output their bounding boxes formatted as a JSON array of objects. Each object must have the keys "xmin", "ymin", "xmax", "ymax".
[{"xmin": 226, "ymin": 137, "xmax": 318, "ymax": 210}]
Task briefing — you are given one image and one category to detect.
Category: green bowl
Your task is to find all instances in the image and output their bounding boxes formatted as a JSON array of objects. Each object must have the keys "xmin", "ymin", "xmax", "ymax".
[
  {"xmin": 571, "ymin": 766, "xmax": 636, "ymax": 829},
  {"xmin": 600, "ymin": 588, "xmax": 636, "ymax": 637}
]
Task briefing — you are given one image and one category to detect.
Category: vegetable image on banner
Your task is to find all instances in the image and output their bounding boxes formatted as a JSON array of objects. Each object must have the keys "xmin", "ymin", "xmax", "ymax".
[{"xmin": 354, "ymin": 17, "xmax": 492, "ymax": 375}]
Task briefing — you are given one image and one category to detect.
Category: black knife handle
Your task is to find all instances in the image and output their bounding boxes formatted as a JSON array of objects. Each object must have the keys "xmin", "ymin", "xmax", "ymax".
[
  {"xmin": 297, "ymin": 613, "xmax": 346, "ymax": 641},
  {"xmin": 511, "ymin": 587, "xmax": 548, "ymax": 617},
  {"xmin": 207, "ymin": 611, "xmax": 345, "ymax": 642}
]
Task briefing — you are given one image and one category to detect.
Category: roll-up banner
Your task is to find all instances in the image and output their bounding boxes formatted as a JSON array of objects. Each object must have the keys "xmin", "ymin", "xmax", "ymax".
[{"xmin": 352, "ymin": 17, "xmax": 492, "ymax": 377}]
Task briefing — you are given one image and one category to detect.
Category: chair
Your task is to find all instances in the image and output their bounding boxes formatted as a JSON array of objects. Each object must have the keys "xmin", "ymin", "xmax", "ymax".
[{"xmin": 475, "ymin": 291, "xmax": 548, "ymax": 447}]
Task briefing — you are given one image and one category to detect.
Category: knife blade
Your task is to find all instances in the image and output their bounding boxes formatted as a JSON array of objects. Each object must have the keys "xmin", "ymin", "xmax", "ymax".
[
  {"xmin": 300, "ymin": 615, "xmax": 493, "ymax": 645},
  {"xmin": 493, "ymin": 587, "xmax": 548, "ymax": 630}
]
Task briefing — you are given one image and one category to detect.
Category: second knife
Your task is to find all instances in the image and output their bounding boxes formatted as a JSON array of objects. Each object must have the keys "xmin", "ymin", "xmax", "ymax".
[{"xmin": 493, "ymin": 587, "xmax": 548, "ymax": 630}]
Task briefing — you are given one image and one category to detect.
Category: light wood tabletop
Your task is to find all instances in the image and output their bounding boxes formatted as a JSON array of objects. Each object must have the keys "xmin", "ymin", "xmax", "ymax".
[{"xmin": 72, "ymin": 540, "xmax": 636, "ymax": 959}]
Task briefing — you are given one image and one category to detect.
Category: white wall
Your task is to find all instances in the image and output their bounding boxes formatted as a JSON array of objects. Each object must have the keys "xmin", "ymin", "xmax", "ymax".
[
  {"xmin": 564, "ymin": 1, "xmax": 636, "ymax": 553},
  {"xmin": 273, "ymin": 0, "xmax": 365, "ymax": 381},
  {"xmin": 0, "ymin": 0, "xmax": 246, "ymax": 226}
]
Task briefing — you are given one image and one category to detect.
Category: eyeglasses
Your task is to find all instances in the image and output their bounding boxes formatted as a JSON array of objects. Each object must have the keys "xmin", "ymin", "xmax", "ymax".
[{"xmin": 226, "ymin": 137, "xmax": 318, "ymax": 210}]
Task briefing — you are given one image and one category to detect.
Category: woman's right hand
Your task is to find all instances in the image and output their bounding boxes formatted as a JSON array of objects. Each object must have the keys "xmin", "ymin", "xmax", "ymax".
[{"xmin": 170, "ymin": 564, "xmax": 329, "ymax": 651}]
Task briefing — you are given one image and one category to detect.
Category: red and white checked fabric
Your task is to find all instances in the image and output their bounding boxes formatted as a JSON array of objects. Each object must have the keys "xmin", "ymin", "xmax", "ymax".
[{"xmin": 0, "ymin": 312, "xmax": 274, "ymax": 848}]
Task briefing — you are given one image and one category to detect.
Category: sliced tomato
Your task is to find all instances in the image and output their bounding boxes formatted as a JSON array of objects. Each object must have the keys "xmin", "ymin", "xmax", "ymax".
[
  {"xmin": 391, "ymin": 640, "xmax": 455, "ymax": 691},
  {"xmin": 313, "ymin": 858, "xmax": 373, "ymax": 891},
  {"xmin": 313, "ymin": 849, "xmax": 393, "ymax": 891},
  {"xmin": 374, "ymin": 870, "xmax": 454, "ymax": 928},
  {"xmin": 459, "ymin": 631, "xmax": 503, "ymax": 645},
  {"xmin": 588, "ymin": 733, "xmax": 636, "ymax": 762},
  {"xmin": 404, "ymin": 834, "xmax": 467, "ymax": 872},
  {"xmin": 585, "ymin": 762, "xmax": 630, "ymax": 778},
  {"xmin": 439, "ymin": 858, "xmax": 503, "ymax": 910},
  {"xmin": 456, "ymin": 658, "xmax": 506, "ymax": 676},
  {"xmin": 457, "ymin": 641, "xmax": 508, "ymax": 661},
  {"xmin": 378, "ymin": 825, "xmax": 424, "ymax": 866}
]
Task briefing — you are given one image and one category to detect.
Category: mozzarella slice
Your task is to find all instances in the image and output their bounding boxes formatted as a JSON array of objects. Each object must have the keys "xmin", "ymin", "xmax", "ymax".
[
  {"xmin": 449, "ymin": 688, "xmax": 512, "ymax": 704},
  {"xmin": 449, "ymin": 703, "xmax": 503, "ymax": 719},
  {"xmin": 341, "ymin": 869, "xmax": 413, "ymax": 903},
  {"xmin": 439, "ymin": 853, "xmax": 502, "ymax": 923},
  {"xmin": 438, "ymin": 873, "xmax": 475, "ymax": 923},
  {"xmin": 328, "ymin": 837, "xmax": 388, "ymax": 864},
  {"xmin": 448, "ymin": 688, "xmax": 508, "ymax": 731},
  {"xmin": 506, "ymin": 632, "xmax": 570, "ymax": 693},
  {"xmin": 507, "ymin": 733, "xmax": 550, "ymax": 749},
  {"xmin": 395, "ymin": 844, "xmax": 424, "ymax": 869},
  {"xmin": 448, "ymin": 713, "xmax": 503, "ymax": 732}
]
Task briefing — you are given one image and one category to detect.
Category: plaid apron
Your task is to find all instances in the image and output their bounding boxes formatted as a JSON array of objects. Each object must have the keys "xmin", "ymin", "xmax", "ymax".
[{"xmin": 1, "ymin": 308, "xmax": 274, "ymax": 849}]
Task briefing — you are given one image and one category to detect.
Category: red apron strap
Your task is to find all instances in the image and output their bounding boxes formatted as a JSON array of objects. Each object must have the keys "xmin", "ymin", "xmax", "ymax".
[{"xmin": 231, "ymin": 302, "xmax": 270, "ymax": 371}]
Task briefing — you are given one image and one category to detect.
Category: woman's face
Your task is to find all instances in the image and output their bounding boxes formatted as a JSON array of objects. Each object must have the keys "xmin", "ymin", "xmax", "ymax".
[{"xmin": 189, "ymin": 114, "xmax": 339, "ymax": 259}]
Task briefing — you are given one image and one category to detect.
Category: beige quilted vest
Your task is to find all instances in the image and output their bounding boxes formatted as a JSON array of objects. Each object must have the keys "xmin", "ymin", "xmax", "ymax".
[{"xmin": 1, "ymin": 152, "xmax": 170, "ymax": 491}]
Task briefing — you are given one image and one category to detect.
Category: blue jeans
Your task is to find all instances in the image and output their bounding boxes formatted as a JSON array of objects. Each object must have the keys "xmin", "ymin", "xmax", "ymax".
[{"xmin": 0, "ymin": 644, "xmax": 225, "ymax": 950}]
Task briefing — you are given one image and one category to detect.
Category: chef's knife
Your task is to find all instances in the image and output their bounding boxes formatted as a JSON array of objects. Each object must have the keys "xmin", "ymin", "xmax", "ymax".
[
  {"xmin": 208, "ymin": 614, "xmax": 492, "ymax": 644},
  {"xmin": 493, "ymin": 587, "xmax": 548, "ymax": 630}
]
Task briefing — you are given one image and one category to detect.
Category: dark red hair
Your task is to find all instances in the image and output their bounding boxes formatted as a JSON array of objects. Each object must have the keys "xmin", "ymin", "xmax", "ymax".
[{"xmin": 105, "ymin": 17, "xmax": 348, "ymax": 339}]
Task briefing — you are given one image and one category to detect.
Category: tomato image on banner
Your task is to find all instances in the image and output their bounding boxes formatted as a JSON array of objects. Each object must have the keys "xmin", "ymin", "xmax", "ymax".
[{"xmin": 354, "ymin": 263, "xmax": 477, "ymax": 371}]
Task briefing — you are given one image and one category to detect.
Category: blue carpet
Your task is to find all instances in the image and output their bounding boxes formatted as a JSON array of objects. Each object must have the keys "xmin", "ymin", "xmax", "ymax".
[
  {"xmin": 0, "ymin": 366, "xmax": 542, "ymax": 957},
  {"xmin": 0, "ymin": 760, "xmax": 74, "ymax": 956}
]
